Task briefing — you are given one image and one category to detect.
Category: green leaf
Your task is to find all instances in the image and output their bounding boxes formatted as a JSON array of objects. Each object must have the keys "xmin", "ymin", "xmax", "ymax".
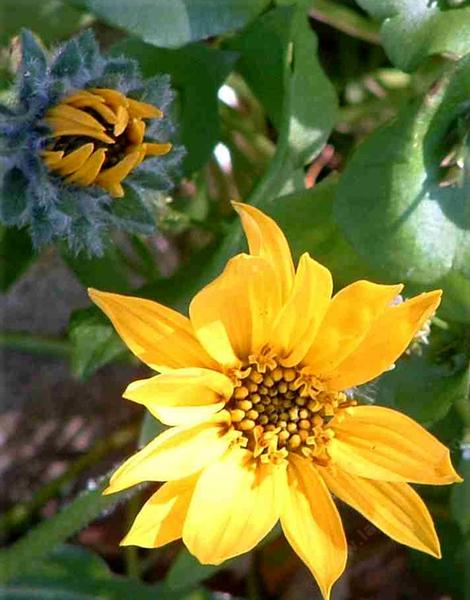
[
  {"xmin": 357, "ymin": 0, "xmax": 470, "ymax": 71},
  {"xmin": 0, "ymin": 168, "xmax": 28, "ymax": 225},
  {"xmin": 109, "ymin": 186, "xmax": 156, "ymax": 235},
  {"xmin": 165, "ymin": 550, "xmax": 229, "ymax": 591},
  {"xmin": 1, "ymin": 544, "xmax": 180, "ymax": 599},
  {"xmin": 263, "ymin": 176, "xmax": 374, "ymax": 288},
  {"xmin": 372, "ymin": 347, "xmax": 469, "ymax": 426},
  {"xmin": 335, "ymin": 55, "xmax": 470, "ymax": 322},
  {"xmin": 112, "ymin": 40, "xmax": 237, "ymax": 174},
  {"xmin": 451, "ymin": 453, "xmax": 470, "ymax": 535},
  {"xmin": 0, "ymin": 226, "xmax": 34, "ymax": 291},
  {"xmin": 0, "ymin": 475, "xmax": 134, "ymax": 583},
  {"xmin": 62, "ymin": 245, "xmax": 132, "ymax": 292},
  {"xmin": 228, "ymin": 4, "xmax": 338, "ymax": 169},
  {"xmin": 79, "ymin": 0, "xmax": 270, "ymax": 48},
  {"xmin": 0, "ymin": 1, "xmax": 84, "ymax": 45},
  {"xmin": 68, "ymin": 308, "xmax": 126, "ymax": 380}
]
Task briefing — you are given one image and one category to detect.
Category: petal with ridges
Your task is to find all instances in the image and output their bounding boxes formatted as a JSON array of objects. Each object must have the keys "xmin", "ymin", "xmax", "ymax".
[
  {"xmin": 272, "ymin": 253, "xmax": 332, "ymax": 367},
  {"xmin": 233, "ymin": 202, "xmax": 295, "ymax": 302},
  {"xmin": 54, "ymin": 143, "xmax": 94, "ymax": 176},
  {"xmin": 280, "ymin": 455, "xmax": 347, "ymax": 600},
  {"xmin": 320, "ymin": 467, "xmax": 441, "ymax": 557},
  {"xmin": 123, "ymin": 368, "xmax": 232, "ymax": 425},
  {"xmin": 152, "ymin": 403, "xmax": 226, "ymax": 426},
  {"xmin": 88, "ymin": 289, "xmax": 218, "ymax": 371},
  {"xmin": 189, "ymin": 254, "xmax": 282, "ymax": 366},
  {"xmin": 325, "ymin": 290, "xmax": 442, "ymax": 390},
  {"xmin": 47, "ymin": 104, "xmax": 105, "ymax": 131},
  {"xmin": 121, "ymin": 474, "xmax": 198, "ymax": 548},
  {"xmin": 104, "ymin": 416, "xmax": 233, "ymax": 494},
  {"xmin": 66, "ymin": 148, "xmax": 106, "ymax": 185},
  {"xmin": 329, "ymin": 406, "xmax": 461, "ymax": 485},
  {"xmin": 302, "ymin": 280, "xmax": 403, "ymax": 374},
  {"xmin": 183, "ymin": 447, "xmax": 286, "ymax": 564}
]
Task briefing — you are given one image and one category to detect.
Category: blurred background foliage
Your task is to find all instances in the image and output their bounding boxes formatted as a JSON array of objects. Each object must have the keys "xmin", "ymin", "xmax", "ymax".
[{"xmin": 0, "ymin": 0, "xmax": 469, "ymax": 598}]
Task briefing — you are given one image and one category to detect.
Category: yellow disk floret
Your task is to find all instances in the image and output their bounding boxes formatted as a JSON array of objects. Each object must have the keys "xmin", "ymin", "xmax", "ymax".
[
  {"xmin": 226, "ymin": 356, "xmax": 356, "ymax": 466},
  {"xmin": 41, "ymin": 88, "xmax": 172, "ymax": 198}
]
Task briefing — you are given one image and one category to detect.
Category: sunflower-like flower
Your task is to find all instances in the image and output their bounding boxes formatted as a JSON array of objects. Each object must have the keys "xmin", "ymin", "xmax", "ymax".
[
  {"xmin": 89, "ymin": 204, "xmax": 461, "ymax": 599},
  {"xmin": 0, "ymin": 30, "xmax": 183, "ymax": 254}
]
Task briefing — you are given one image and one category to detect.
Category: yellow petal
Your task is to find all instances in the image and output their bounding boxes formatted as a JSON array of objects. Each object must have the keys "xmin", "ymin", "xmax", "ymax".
[
  {"xmin": 104, "ymin": 417, "xmax": 233, "ymax": 494},
  {"xmin": 88, "ymin": 289, "xmax": 218, "ymax": 371},
  {"xmin": 47, "ymin": 104, "xmax": 105, "ymax": 131},
  {"xmin": 183, "ymin": 447, "xmax": 286, "ymax": 564},
  {"xmin": 320, "ymin": 467, "xmax": 441, "ymax": 557},
  {"xmin": 121, "ymin": 474, "xmax": 198, "ymax": 548},
  {"xmin": 329, "ymin": 406, "xmax": 461, "ymax": 485},
  {"xmin": 189, "ymin": 254, "xmax": 282, "ymax": 366},
  {"xmin": 63, "ymin": 90, "xmax": 106, "ymax": 105},
  {"xmin": 271, "ymin": 253, "xmax": 333, "ymax": 367},
  {"xmin": 42, "ymin": 150, "xmax": 64, "ymax": 166},
  {"xmin": 128, "ymin": 118, "xmax": 145, "ymax": 145},
  {"xmin": 95, "ymin": 151, "xmax": 141, "ymax": 189},
  {"xmin": 302, "ymin": 280, "xmax": 403, "ymax": 374},
  {"xmin": 233, "ymin": 202, "xmax": 295, "ymax": 302},
  {"xmin": 52, "ymin": 143, "xmax": 94, "ymax": 176},
  {"xmin": 151, "ymin": 404, "xmax": 226, "ymax": 427},
  {"xmin": 324, "ymin": 290, "xmax": 442, "ymax": 390},
  {"xmin": 91, "ymin": 87, "xmax": 127, "ymax": 108},
  {"xmin": 280, "ymin": 455, "xmax": 347, "ymax": 600},
  {"xmin": 123, "ymin": 368, "xmax": 232, "ymax": 425},
  {"xmin": 114, "ymin": 104, "xmax": 130, "ymax": 136},
  {"xmin": 66, "ymin": 148, "xmax": 107, "ymax": 185},
  {"xmin": 127, "ymin": 97, "xmax": 163, "ymax": 119},
  {"xmin": 44, "ymin": 119, "xmax": 115, "ymax": 144},
  {"xmin": 144, "ymin": 142, "xmax": 172, "ymax": 156}
]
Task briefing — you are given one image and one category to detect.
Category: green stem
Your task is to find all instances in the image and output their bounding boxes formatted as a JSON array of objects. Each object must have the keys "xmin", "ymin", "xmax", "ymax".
[
  {"xmin": 308, "ymin": 0, "xmax": 381, "ymax": 45},
  {"xmin": 0, "ymin": 331, "xmax": 71, "ymax": 358},
  {"xmin": 0, "ymin": 422, "xmax": 138, "ymax": 537}
]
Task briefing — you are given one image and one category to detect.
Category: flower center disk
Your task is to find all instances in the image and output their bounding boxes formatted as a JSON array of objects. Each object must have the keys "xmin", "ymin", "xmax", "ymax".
[
  {"xmin": 41, "ymin": 88, "xmax": 172, "ymax": 198},
  {"xmin": 227, "ymin": 357, "xmax": 354, "ymax": 465}
]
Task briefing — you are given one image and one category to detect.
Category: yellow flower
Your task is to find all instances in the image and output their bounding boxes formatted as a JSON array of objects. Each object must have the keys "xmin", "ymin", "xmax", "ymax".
[
  {"xmin": 42, "ymin": 88, "xmax": 171, "ymax": 198},
  {"xmin": 89, "ymin": 203, "xmax": 461, "ymax": 599}
]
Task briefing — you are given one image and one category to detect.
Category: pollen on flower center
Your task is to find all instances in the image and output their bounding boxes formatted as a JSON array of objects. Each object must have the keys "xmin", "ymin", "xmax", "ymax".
[
  {"xmin": 41, "ymin": 88, "xmax": 172, "ymax": 198},
  {"xmin": 226, "ymin": 355, "xmax": 355, "ymax": 465}
]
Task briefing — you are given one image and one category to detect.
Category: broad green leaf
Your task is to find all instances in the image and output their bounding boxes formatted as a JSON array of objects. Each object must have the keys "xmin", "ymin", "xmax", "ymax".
[
  {"xmin": 0, "ymin": 226, "xmax": 34, "ymax": 291},
  {"xmin": 357, "ymin": 0, "xmax": 470, "ymax": 71},
  {"xmin": 0, "ymin": 0, "xmax": 85, "ymax": 45},
  {"xmin": 79, "ymin": 0, "xmax": 270, "ymax": 48},
  {"xmin": 410, "ymin": 520, "xmax": 465, "ymax": 597},
  {"xmin": 0, "ymin": 475, "xmax": 133, "ymax": 583},
  {"xmin": 1, "ymin": 545, "xmax": 183, "ymax": 599},
  {"xmin": 111, "ymin": 39, "xmax": 237, "ymax": 174},
  {"xmin": 68, "ymin": 308, "xmax": 127, "ymax": 380},
  {"xmin": 372, "ymin": 347, "xmax": 469, "ymax": 426},
  {"xmin": 263, "ymin": 176, "xmax": 374, "ymax": 288},
  {"xmin": 451, "ymin": 454, "xmax": 470, "ymax": 535},
  {"xmin": 335, "ymin": 55, "xmax": 470, "ymax": 322},
  {"xmin": 228, "ymin": 4, "xmax": 337, "ymax": 169},
  {"xmin": 166, "ymin": 550, "xmax": 229, "ymax": 591},
  {"xmin": 62, "ymin": 245, "xmax": 132, "ymax": 292}
]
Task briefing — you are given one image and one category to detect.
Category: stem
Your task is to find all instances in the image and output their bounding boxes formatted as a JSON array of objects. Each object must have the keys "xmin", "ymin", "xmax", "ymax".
[
  {"xmin": 0, "ymin": 422, "xmax": 139, "ymax": 537},
  {"xmin": 309, "ymin": 0, "xmax": 381, "ymax": 45},
  {"xmin": 0, "ymin": 331, "xmax": 71, "ymax": 358}
]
